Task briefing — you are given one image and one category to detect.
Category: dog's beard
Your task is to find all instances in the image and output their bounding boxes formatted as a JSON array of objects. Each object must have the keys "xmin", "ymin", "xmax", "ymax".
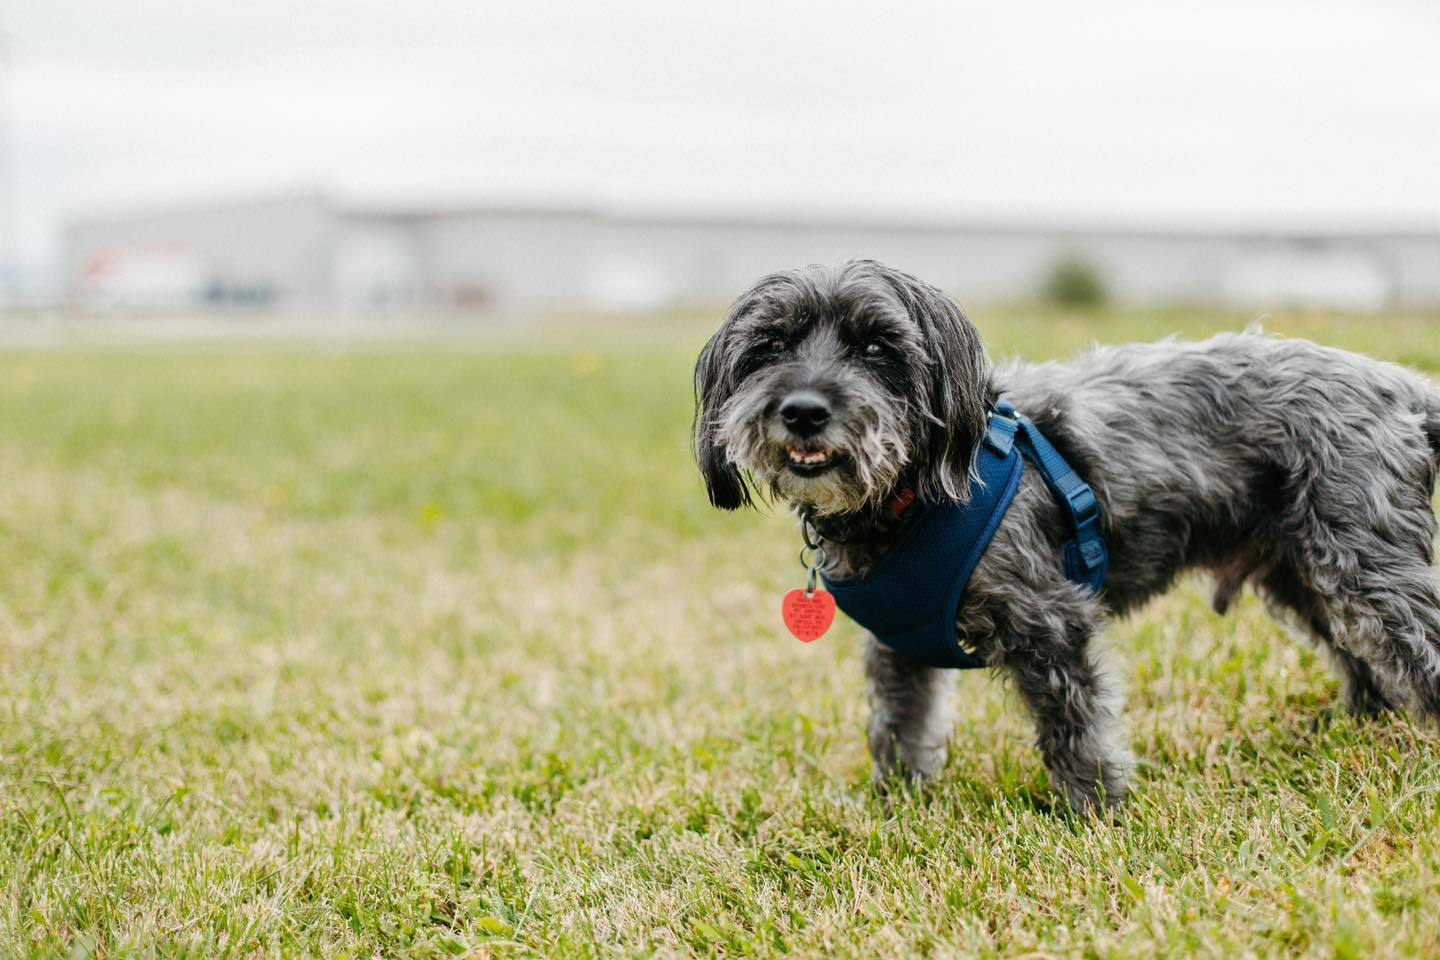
[{"xmin": 715, "ymin": 382, "xmax": 910, "ymax": 516}]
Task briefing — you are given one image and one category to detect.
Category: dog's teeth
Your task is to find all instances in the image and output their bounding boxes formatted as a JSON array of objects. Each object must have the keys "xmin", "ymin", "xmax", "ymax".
[{"xmin": 788, "ymin": 447, "xmax": 832, "ymax": 465}]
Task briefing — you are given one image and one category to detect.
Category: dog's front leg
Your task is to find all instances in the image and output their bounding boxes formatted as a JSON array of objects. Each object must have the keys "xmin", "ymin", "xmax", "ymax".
[
  {"xmin": 992, "ymin": 604, "xmax": 1132, "ymax": 814},
  {"xmin": 863, "ymin": 635, "xmax": 953, "ymax": 787}
]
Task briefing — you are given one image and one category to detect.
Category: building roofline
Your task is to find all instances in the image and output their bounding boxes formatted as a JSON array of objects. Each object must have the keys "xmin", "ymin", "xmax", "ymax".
[
  {"xmin": 595, "ymin": 206, "xmax": 1440, "ymax": 241},
  {"xmin": 344, "ymin": 201, "xmax": 1439, "ymax": 241},
  {"xmin": 67, "ymin": 189, "xmax": 1440, "ymax": 242}
]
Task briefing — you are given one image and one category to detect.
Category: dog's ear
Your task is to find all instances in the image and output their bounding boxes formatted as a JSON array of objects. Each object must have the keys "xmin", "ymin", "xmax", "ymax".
[
  {"xmin": 693, "ymin": 327, "xmax": 753, "ymax": 510},
  {"xmin": 870, "ymin": 262, "xmax": 991, "ymax": 503}
]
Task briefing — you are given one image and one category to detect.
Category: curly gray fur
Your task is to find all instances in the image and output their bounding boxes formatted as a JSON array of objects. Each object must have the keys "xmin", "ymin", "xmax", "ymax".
[{"xmin": 695, "ymin": 259, "xmax": 1440, "ymax": 814}]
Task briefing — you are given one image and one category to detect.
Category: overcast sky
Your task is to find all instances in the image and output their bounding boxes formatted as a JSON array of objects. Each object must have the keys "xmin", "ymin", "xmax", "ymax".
[{"xmin": 4, "ymin": 0, "xmax": 1439, "ymax": 277}]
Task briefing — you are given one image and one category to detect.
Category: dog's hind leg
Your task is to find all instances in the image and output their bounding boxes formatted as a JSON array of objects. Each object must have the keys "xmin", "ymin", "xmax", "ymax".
[
  {"xmin": 863, "ymin": 635, "xmax": 953, "ymax": 787},
  {"xmin": 1257, "ymin": 565, "xmax": 1400, "ymax": 718},
  {"xmin": 1330, "ymin": 647, "xmax": 1401, "ymax": 718},
  {"xmin": 1324, "ymin": 562, "xmax": 1440, "ymax": 723},
  {"xmin": 1278, "ymin": 393, "xmax": 1440, "ymax": 722}
]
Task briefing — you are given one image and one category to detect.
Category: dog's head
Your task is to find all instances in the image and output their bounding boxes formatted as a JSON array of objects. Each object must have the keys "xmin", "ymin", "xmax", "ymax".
[{"xmin": 693, "ymin": 260, "xmax": 991, "ymax": 516}]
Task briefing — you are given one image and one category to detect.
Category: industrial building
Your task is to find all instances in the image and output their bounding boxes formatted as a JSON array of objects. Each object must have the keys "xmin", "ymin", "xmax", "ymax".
[{"xmin": 63, "ymin": 191, "xmax": 1440, "ymax": 314}]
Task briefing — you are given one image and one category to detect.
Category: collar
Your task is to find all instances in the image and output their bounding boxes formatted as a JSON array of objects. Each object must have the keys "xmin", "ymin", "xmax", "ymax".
[{"xmin": 806, "ymin": 484, "xmax": 919, "ymax": 546}]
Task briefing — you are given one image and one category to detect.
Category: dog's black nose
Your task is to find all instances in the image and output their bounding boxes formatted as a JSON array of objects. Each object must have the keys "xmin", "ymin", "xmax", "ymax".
[{"xmin": 779, "ymin": 392, "xmax": 832, "ymax": 436}]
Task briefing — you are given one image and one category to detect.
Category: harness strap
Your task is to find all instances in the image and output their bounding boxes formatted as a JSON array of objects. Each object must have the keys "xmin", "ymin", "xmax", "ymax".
[
  {"xmin": 995, "ymin": 398, "xmax": 1108, "ymax": 592},
  {"xmin": 820, "ymin": 402, "xmax": 1107, "ymax": 670}
]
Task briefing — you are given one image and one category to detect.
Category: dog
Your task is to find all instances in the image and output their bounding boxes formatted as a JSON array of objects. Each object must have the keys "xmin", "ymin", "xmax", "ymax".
[{"xmin": 693, "ymin": 259, "xmax": 1440, "ymax": 813}]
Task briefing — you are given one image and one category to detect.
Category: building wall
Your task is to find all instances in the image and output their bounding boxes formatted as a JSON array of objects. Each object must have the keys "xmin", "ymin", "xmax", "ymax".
[
  {"xmin": 1382, "ymin": 234, "xmax": 1440, "ymax": 309},
  {"xmin": 414, "ymin": 209, "xmax": 603, "ymax": 310},
  {"xmin": 332, "ymin": 216, "xmax": 425, "ymax": 309},
  {"xmin": 62, "ymin": 195, "xmax": 1440, "ymax": 313},
  {"xmin": 594, "ymin": 219, "xmax": 1052, "ymax": 308},
  {"xmin": 585, "ymin": 220, "xmax": 1439, "ymax": 312},
  {"xmin": 65, "ymin": 192, "xmax": 337, "ymax": 310}
]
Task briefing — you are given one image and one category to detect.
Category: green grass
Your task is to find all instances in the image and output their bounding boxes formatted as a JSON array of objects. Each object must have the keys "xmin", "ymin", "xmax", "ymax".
[{"xmin": 3, "ymin": 306, "xmax": 1440, "ymax": 957}]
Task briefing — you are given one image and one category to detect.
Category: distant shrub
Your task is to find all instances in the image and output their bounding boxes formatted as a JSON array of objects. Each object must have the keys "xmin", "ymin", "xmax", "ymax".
[{"xmin": 1043, "ymin": 257, "xmax": 1107, "ymax": 307}]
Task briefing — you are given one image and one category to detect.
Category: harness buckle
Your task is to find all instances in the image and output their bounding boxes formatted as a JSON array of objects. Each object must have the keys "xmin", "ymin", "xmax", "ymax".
[
  {"xmin": 1076, "ymin": 537, "xmax": 1106, "ymax": 570},
  {"xmin": 985, "ymin": 415, "xmax": 1017, "ymax": 456},
  {"xmin": 1062, "ymin": 482, "xmax": 1105, "ymax": 576},
  {"xmin": 1064, "ymin": 484, "xmax": 1100, "ymax": 526}
]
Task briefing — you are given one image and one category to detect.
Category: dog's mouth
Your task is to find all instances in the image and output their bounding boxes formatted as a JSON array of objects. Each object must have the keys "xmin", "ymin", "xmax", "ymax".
[{"xmin": 784, "ymin": 444, "xmax": 841, "ymax": 476}]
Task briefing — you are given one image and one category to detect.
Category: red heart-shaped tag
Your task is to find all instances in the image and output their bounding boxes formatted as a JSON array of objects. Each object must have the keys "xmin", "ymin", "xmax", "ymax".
[{"xmin": 782, "ymin": 588, "xmax": 836, "ymax": 643}]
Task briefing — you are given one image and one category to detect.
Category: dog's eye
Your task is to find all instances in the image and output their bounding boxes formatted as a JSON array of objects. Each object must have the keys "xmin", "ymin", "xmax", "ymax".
[
  {"xmin": 862, "ymin": 341, "xmax": 885, "ymax": 359},
  {"xmin": 744, "ymin": 340, "xmax": 780, "ymax": 367},
  {"xmin": 737, "ymin": 337, "xmax": 785, "ymax": 378}
]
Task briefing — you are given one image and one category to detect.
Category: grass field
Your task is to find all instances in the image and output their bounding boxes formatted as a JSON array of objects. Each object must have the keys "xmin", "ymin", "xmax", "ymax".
[{"xmin": 4, "ymin": 306, "xmax": 1440, "ymax": 958}]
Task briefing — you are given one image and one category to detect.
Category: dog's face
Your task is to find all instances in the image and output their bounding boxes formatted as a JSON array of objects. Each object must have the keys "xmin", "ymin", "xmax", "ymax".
[{"xmin": 694, "ymin": 260, "xmax": 992, "ymax": 516}]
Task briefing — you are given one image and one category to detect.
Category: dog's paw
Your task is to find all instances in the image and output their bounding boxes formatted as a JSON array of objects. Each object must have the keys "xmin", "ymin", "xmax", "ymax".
[
  {"xmin": 1050, "ymin": 757, "xmax": 1131, "ymax": 819},
  {"xmin": 868, "ymin": 729, "xmax": 946, "ymax": 792},
  {"xmin": 869, "ymin": 761, "xmax": 936, "ymax": 796}
]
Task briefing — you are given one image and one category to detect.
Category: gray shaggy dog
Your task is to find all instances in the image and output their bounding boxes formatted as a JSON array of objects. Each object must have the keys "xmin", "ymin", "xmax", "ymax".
[{"xmin": 693, "ymin": 259, "xmax": 1440, "ymax": 814}]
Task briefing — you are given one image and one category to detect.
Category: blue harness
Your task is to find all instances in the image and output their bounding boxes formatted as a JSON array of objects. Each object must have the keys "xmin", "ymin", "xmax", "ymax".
[{"xmin": 820, "ymin": 400, "xmax": 1107, "ymax": 669}]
